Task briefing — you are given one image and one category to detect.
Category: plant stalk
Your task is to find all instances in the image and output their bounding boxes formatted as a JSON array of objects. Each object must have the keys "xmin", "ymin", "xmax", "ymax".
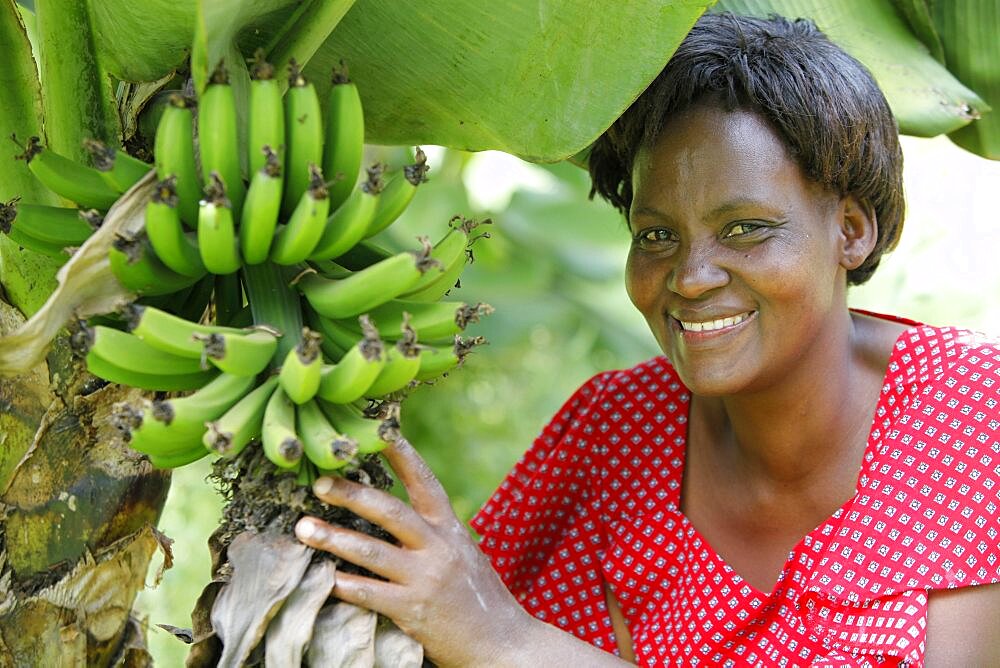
[
  {"xmin": 241, "ymin": 262, "xmax": 303, "ymax": 366},
  {"xmin": 34, "ymin": 0, "xmax": 120, "ymax": 160},
  {"xmin": 267, "ymin": 0, "xmax": 356, "ymax": 74}
]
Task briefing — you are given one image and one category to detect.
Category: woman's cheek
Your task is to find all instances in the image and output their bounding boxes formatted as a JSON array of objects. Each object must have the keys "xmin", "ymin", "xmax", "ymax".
[{"xmin": 625, "ymin": 249, "xmax": 656, "ymax": 312}]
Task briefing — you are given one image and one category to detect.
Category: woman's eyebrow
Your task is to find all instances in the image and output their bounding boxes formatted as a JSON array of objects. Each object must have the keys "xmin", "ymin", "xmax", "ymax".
[
  {"xmin": 630, "ymin": 205, "xmax": 673, "ymax": 222},
  {"xmin": 631, "ymin": 199, "xmax": 782, "ymax": 223}
]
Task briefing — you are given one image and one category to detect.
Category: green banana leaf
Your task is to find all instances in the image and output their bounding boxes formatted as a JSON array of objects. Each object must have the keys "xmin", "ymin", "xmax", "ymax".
[
  {"xmin": 0, "ymin": 0, "xmax": 60, "ymax": 316},
  {"xmin": 932, "ymin": 0, "xmax": 1000, "ymax": 159},
  {"xmin": 713, "ymin": 0, "xmax": 989, "ymax": 138},
  {"xmin": 890, "ymin": 0, "xmax": 945, "ymax": 63},
  {"xmin": 310, "ymin": 0, "xmax": 713, "ymax": 162}
]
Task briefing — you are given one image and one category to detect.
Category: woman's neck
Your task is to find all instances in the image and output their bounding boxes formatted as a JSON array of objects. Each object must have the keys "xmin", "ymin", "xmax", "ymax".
[{"xmin": 693, "ymin": 310, "xmax": 895, "ymax": 492}]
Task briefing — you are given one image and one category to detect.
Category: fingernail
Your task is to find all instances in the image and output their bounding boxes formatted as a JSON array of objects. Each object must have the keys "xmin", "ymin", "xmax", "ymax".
[
  {"xmin": 314, "ymin": 477, "xmax": 333, "ymax": 495},
  {"xmin": 296, "ymin": 518, "xmax": 317, "ymax": 540}
]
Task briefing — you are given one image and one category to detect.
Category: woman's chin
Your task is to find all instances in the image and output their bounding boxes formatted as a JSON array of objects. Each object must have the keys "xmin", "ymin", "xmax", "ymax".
[{"xmin": 672, "ymin": 364, "xmax": 752, "ymax": 397}]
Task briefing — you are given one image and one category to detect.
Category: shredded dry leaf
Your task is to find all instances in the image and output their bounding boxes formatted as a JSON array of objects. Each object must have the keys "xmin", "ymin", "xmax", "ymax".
[
  {"xmin": 306, "ymin": 601, "xmax": 377, "ymax": 667},
  {"xmin": 264, "ymin": 559, "xmax": 336, "ymax": 665},
  {"xmin": 0, "ymin": 173, "xmax": 153, "ymax": 376},
  {"xmin": 210, "ymin": 531, "xmax": 313, "ymax": 668}
]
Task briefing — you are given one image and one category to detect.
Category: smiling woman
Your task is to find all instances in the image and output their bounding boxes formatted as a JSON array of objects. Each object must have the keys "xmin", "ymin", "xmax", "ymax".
[{"xmin": 293, "ymin": 13, "xmax": 1000, "ymax": 667}]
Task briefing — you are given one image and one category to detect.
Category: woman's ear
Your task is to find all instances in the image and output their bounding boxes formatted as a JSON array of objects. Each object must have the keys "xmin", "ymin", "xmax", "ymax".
[{"xmin": 838, "ymin": 195, "xmax": 878, "ymax": 271}]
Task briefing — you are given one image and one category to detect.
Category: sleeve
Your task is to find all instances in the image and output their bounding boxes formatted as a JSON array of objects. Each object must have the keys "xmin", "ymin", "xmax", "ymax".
[
  {"xmin": 800, "ymin": 336, "xmax": 1000, "ymax": 667},
  {"xmin": 470, "ymin": 371, "xmax": 620, "ymax": 653}
]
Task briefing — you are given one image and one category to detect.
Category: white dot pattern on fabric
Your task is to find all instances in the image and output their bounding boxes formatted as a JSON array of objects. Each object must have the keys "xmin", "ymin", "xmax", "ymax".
[{"xmin": 471, "ymin": 321, "xmax": 1000, "ymax": 666}]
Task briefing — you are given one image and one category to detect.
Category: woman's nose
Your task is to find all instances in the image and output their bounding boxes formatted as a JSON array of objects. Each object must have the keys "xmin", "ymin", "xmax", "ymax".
[{"xmin": 667, "ymin": 240, "xmax": 730, "ymax": 299}]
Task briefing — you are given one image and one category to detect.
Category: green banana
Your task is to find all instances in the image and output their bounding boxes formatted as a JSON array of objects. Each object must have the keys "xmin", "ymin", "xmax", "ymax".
[
  {"xmin": 316, "ymin": 316, "xmax": 385, "ymax": 403},
  {"xmin": 197, "ymin": 174, "xmax": 242, "ymax": 275},
  {"xmin": 365, "ymin": 319, "xmax": 421, "ymax": 397},
  {"xmin": 247, "ymin": 53, "xmax": 285, "ymax": 177},
  {"xmin": 310, "ymin": 312, "xmax": 366, "ymax": 352},
  {"xmin": 77, "ymin": 324, "xmax": 217, "ymax": 391},
  {"xmin": 145, "ymin": 177, "xmax": 206, "ymax": 277},
  {"xmin": 117, "ymin": 373, "xmax": 257, "ymax": 456},
  {"xmin": 363, "ymin": 148, "xmax": 429, "ymax": 238},
  {"xmin": 297, "ymin": 398, "xmax": 354, "ymax": 470},
  {"xmin": 109, "ymin": 233, "xmax": 204, "ymax": 296},
  {"xmin": 398, "ymin": 216, "xmax": 489, "ymax": 301},
  {"xmin": 84, "ymin": 138, "xmax": 151, "ymax": 194},
  {"xmin": 283, "ymin": 61, "xmax": 324, "ymax": 216},
  {"xmin": 150, "ymin": 372, "xmax": 257, "ymax": 444},
  {"xmin": 309, "ymin": 258, "xmax": 353, "ymax": 279},
  {"xmin": 154, "ymin": 95, "xmax": 201, "ymax": 226},
  {"xmin": 1, "ymin": 217, "xmax": 69, "ymax": 258},
  {"xmin": 278, "ymin": 328, "xmax": 324, "ymax": 404},
  {"xmin": 147, "ymin": 444, "xmax": 210, "ymax": 469},
  {"xmin": 333, "ymin": 240, "xmax": 392, "ymax": 270},
  {"xmin": 415, "ymin": 335, "xmax": 486, "ymax": 381},
  {"xmin": 15, "ymin": 136, "xmax": 119, "ymax": 210},
  {"xmin": 198, "ymin": 65, "xmax": 246, "ymax": 216},
  {"xmin": 126, "ymin": 303, "xmax": 244, "ymax": 358},
  {"xmin": 203, "ymin": 375, "xmax": 279, "ymax": 457},
  {"xmin": 240, "ymin": 147, "xmax": 283, "ymax": 265},
  {"xmin": 0, "ymin": 198, "xmax": 97, "ymax": 256},
  {"xmin": 322, "ymin": 63, "xmax": 365, "ymax": 210},
  {"xmin": 298, "ymin": 242, "xmax": 435, "ymax": 319},
  {"xmin": 262, "ymin": 386, "xmax": 304, "ymax": 469},
  {"xmin": 155, "ymin": 372, "xmax": 258, "ymax": 432},
  {"xmin": 195, "ymin": 327, "xmax": 279, "ymax": 377},
  {"xmin": 308, "ymin": 164, "xmax": 382, "ymax": 261},
  {"xmin": 270, "ymin": 165, "xmax": 331, "ymax": 264},
  {"xmin": 320, "ymin": 400, "xmax": 393, "ymax": 455},
  {"xmin": 346, "ymin": 299, "xmax": 494, "ymax": 342}
]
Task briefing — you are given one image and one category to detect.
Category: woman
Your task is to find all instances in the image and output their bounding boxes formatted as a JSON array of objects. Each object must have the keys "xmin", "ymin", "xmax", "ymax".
[{"xmin": 294, "ymin": 14, "xmax": 1000, "ymax": 666}]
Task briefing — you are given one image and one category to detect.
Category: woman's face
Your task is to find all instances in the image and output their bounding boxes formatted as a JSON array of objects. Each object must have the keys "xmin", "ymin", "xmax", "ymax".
[{"xmin": 626, "ymin": 106, "xmax": 851, "ymax": 396}]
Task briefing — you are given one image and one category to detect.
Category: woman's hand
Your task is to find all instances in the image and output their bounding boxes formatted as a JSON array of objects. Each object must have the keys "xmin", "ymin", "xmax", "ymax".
[{"xmin": 293, "ymin": 437, "xmax": 531, "ymax": 667}]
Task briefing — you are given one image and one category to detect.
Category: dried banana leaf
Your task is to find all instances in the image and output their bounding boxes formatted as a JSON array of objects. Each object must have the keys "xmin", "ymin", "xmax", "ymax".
[
  {"xmin": 373, "ymin": 619, "xmax": 424, "ymax": 668},
  {"xmin": 306, "ymin": 601, "xmax": 377, "ymax": 667},
  {"xmin": 264, "ymin": 559, "xmax": 337, "ymax": 666},
  {"xmin": 0, "ymin": 174, "xmax": 153, "ymax": 377},
  {"xmin": 210, "ymin": 531, "xmax": 313, "ymax": 668}
]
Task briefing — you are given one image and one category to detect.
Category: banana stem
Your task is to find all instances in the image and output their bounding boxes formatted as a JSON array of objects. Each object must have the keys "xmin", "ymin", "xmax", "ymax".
[
  {"xmin": 267, "ymin": 0, "xmax": 356, "ymax": 75},
  {"xmin": 35, "ymin": 0, "xmax": 120, "ymax": 160},
  {"xmin": 241, "ymin": 262, "xmax": 303, "ymax": 365}
]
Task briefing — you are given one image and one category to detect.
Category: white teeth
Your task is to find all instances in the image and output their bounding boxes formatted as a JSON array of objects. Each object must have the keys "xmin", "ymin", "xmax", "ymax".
[{"xmin": 678, "ymin": 312, "xmax": 751, "ymax": 332}]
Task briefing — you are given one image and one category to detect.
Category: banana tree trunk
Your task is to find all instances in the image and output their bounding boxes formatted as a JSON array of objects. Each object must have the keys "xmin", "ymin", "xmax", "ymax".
[{"xmin": 0, "ymin": 294, "xmax": 171, "ymax": 667}]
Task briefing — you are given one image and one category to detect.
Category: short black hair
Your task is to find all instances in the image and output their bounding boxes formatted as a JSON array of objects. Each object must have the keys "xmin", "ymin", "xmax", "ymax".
[{"xmin": 588, "ymin": 13, "xmax": 904, "ymax": 285}]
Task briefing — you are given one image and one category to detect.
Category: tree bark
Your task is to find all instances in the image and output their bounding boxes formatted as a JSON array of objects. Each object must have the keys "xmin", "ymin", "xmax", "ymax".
[{"xmin": 0, "ymin": 295, "xmax": 171, "ymax": 667}]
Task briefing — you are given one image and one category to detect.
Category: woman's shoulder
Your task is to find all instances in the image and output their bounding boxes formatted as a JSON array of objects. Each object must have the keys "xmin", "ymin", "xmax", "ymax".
[
  {"xmin": 884, "ymin": 319, "xmax": 1000, "ymax": 393},
  {"xmin": 587, "ymin": 356, "xmax": 689, "ymax": 407}
]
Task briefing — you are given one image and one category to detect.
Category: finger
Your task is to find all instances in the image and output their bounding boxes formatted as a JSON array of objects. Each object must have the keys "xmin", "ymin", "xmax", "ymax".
[
  {"xmin": 294, "ymin": 517, "xmax": 411, "ymax": 582},
  {"xmin": 311, "ymin": 477, "xmax": 427, "ymax": 547},
  {"xmin": 331, "ymin": 571, "xmax": 410, "ymax": 621},
  {"xmin": 381, "ymin": 436, "xmax": 453, "ymax": 519}
]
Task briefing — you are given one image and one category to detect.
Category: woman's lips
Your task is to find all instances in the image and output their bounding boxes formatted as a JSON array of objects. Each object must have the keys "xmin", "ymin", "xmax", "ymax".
[{"xmin": 670, "ymin": 310, "xmax": 757, "ymax": 344}]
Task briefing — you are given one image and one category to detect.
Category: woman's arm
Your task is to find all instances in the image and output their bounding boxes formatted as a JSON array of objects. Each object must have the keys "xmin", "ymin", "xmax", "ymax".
[
  {"xmin": 294, "ymin": 437, "xmax": 633, "ymax": 667},
  {"xmin": 924, "ymin": 582, "xmax": 1000, "ymax": 666}
]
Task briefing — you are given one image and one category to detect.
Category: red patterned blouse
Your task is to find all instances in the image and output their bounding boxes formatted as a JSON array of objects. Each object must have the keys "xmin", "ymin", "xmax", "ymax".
[{"xmin": 472, "ymin": 320, "xmax": 1000, "ymax": 666}]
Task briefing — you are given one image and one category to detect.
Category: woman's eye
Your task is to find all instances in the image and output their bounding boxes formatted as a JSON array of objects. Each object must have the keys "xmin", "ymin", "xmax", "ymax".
[
  {"xmin": 634, "ymin": 228, "xmax": 676, "ymax": 249},
  {"xmin": 724, "ymin": 222, "xmax": 761, "ymax": 238}
]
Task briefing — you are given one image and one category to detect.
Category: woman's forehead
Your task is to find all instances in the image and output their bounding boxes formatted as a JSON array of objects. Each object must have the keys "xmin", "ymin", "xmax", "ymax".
[
  {"xmin": 630, "ymin": 106, "xmax": 833, "ymax": 217},
  {"xmin": 634, "ymin": 109, "xmax": 790, "ymax": 187}
]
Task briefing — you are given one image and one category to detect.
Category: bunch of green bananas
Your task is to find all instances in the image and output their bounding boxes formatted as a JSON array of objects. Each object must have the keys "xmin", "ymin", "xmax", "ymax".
[
  {"xmin": 14, "ymin": 54, "xmax": 493, "ymax": 482},
  {"xmin": 1, "ymin": 135, "xmax": 149, "ymax": 258}
]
